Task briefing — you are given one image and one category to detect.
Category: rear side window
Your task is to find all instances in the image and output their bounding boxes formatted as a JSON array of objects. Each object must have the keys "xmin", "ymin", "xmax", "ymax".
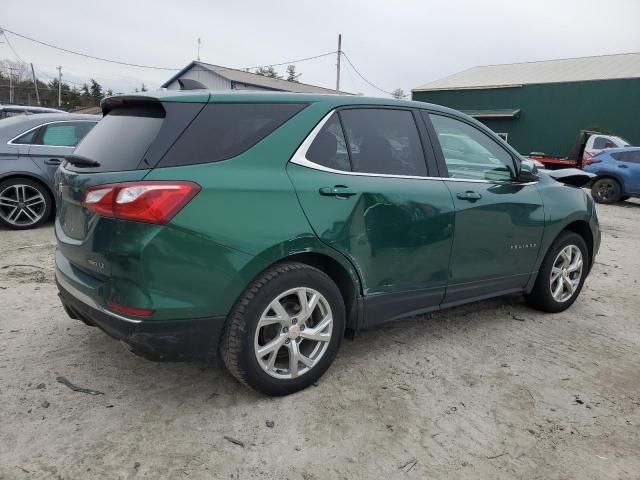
[
  {"xmin": 338, "ymin": 108, "xmax": 427, "ymax": 176},
  {"xmin": 612, "ymin": 151, "xmax": 640, "ymax": 163},
  {"xmin": 12, "ymin": 128, "xmax": 40, "ymax": 145},
  {"xmin": 306, "ymin": 113, "xmax": 351, "ymax": 171},
  {"xmin": 158, "ymin": 103, "xmax": 308, "ymax": 167},
  {"xmin": 69, "ymin": 105, "xmax": 164, "ymax": 172}
]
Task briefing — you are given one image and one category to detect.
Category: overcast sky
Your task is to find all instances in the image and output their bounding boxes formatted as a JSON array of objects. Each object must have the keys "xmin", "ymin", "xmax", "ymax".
[{"xmin": 2, "ymin": 0, "xmax": 639, "ymax": 97}]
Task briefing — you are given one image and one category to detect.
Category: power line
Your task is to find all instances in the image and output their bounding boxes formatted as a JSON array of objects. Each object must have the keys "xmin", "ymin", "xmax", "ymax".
[
  {"xmin": 2, "ymin": 31, "xmax": 26, "ymax": 64},
  {"xmin": 341, "ymin": 51, "xmax": 403, "ymax": 97},
  {"xmin": 1, "ymin": 26, "xmax": 337, "ymax": 74},
  {"xmin": 1, "ymin": 27, "xmax": 179, "ymax": 70},
  {"xmin": 241, "ymin": 51, "xmax": 337, "ymax": 71}
]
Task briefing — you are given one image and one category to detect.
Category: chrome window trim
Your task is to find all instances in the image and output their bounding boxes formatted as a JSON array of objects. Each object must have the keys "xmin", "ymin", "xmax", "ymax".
[
  {"xmin": 7, "ymin": 120, "xmax": 98, "ymax": 147},
  {"xmin": 289, "ymin": 109, "xmax": 538, "ymax": 186}
]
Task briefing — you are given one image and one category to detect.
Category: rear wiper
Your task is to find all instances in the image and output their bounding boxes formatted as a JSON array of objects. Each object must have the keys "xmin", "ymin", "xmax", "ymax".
[{"xmin": 64, "ymin": 154, "xmax": 101, "ymax": 168}]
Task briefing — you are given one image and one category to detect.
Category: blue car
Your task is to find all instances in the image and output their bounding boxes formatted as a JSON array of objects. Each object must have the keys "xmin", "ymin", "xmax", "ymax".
[{"xmin": 584, "ymin": 147, "xmax": 640, "ymax": 204}]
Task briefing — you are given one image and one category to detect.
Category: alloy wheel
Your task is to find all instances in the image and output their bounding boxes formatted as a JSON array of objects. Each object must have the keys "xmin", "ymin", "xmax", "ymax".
[
  {"xmin": 0, "ymin": 184, "xmax": 47, "ymax": 227},
  {"xmin": 549, "ymin": 245, "xmax": 583, "ymax": 303},
  {"xmin": 254, "ymin": 287, "xmax": 333, "ymax": 380}
]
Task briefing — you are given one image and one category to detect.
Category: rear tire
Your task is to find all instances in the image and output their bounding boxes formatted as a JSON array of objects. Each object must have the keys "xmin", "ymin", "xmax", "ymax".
[
  {"xmin": 525, "ymin": 231, "xmax": 588, "ymax": 313},
  {"xmin": 220, "ymin": 262, "xmax": 345, "ymax": 396},
  {"xmin": 0, "ymin": 177, "xmax": 53, "ymax": 230},
  {"xmin": 591, "ymin": 177, "xmax": 621, "ymax": 204}
]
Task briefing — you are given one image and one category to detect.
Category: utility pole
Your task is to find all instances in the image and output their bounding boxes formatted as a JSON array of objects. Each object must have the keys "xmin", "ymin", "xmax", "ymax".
[
  {"xmin": 8, "ymin": 69, "xmax": 13, "ymax": 103},
  {"xmin": 56, "ymin": 66, "xmax": 62, "ymax": 107},
  {"xmin": 197, "ymin": 38, "xmax": 201, "ymax": 61},
  {"xmin": 8, "ymin": 66, "xmax": 16, "ymax": 103},
  {"xmin": 30, "ymin": 63, "xmax": 40, "ymax": 106},
  {"xmin": 335, "ymin": 34, "xmax": 342, "ymax": 93}
]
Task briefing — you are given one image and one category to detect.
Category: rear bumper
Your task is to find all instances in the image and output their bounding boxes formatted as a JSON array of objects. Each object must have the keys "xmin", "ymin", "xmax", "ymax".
[{"xmin": 56, "ymin": 271, "xmax": 226, "ymax": 361}]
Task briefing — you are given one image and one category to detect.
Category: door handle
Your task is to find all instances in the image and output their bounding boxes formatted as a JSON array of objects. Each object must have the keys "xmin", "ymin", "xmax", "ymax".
[
  {"xmin": 44, "ymin": 158, "xmax": 62, "ymax": 166},
  {"xmin": 618, "ymin": 164, "xmax": 629, "ymax": 168},
  {"xmin": 319, "ymin": 185, "xmax": 357, "ymax": 198},
  {"xmin": 456, "ymin": 191, "xmax": 482, "ymax": 201}
]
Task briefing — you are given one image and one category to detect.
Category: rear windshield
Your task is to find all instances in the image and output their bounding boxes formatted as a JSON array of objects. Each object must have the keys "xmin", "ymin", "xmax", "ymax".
[
  {"xmin": 157, "ymin": 103, "xmax": 308, "ymax": 168},
  {"xmin": 68, "ymin": 105, "xmax": 164, "ymax": 172}
]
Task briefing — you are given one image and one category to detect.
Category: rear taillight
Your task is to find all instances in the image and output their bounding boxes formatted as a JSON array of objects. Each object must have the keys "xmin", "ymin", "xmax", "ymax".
[
  {"xmin": 82, "ymin": 181, "xmax": 200, "ymax": 225},
  {"xmin": 582, "ymin": 158, "xmax": 602, "ymax": 167},
  {"xmin": 106, "ymin": 300, "xmax": 154, "ymax": 317}
]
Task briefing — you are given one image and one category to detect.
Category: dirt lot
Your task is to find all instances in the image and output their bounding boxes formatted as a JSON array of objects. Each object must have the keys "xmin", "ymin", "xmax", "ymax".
[{"xmin": 1, "ymin": 199, "xmax": 639, "ymax": 480}]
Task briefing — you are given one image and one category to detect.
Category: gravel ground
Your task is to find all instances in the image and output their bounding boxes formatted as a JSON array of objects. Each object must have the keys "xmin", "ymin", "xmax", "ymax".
[{"xmin": 1, "ymin": 200, "xmax": 639, "ymax": 480}]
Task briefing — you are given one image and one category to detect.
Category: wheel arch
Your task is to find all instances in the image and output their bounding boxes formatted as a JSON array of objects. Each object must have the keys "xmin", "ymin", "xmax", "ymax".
[
  {"xmin": 526, "ymin": 217, "xmax": 595, "ymax": 294},
  {"xmin": 562, "ymin": 220, "xmax": 594, "ymax": 270},
  {"xmin": 277, "ymin": 251, "xmax": 363, "ymax": 332},
  {"xmin": 592, "ymin": 172, "xmax": 627, "ymax": 194},
  {"xmin": 230, "ymin": 246, "xmax": 364, "ymax": 333}
]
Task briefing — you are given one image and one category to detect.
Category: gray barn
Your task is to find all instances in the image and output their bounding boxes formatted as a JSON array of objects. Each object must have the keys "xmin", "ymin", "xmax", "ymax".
[{"xmin": 162, "ymin": 61, "xmax": 342, "ymax": 94}]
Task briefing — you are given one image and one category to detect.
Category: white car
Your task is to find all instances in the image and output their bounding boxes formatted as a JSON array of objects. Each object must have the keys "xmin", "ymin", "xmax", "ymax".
[{"xmin": 583, "ymin": 134, "xmax": 631, "ymax": 160}]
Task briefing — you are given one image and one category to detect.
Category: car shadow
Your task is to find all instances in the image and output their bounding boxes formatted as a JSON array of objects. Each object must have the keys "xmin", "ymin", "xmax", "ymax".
[
  {"xmin": 0, "ymin": 218, "xmax": 55, "ymax": 231},
  {"xmin": 616, "ymin": 199, "xmax": 640, "ymax": 209},
  {"xmin": 61, "ymin": 293, "xmax": 531, "ymax": 404}
]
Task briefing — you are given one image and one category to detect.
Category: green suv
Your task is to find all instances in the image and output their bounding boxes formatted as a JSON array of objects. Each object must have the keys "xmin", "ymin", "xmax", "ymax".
[{"xmin": 55, "ymin": 91, "xmax": 600, "ymax": 395}]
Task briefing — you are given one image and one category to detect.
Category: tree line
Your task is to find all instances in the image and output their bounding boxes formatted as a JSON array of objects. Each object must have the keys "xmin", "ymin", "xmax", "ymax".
[
  {"xmin": 254, "ymin": 64, "xmax": 301, "ymax": 82},
  {"xmin": 0, "ymin": 59, "xmax": 146, "ymax": 110}
]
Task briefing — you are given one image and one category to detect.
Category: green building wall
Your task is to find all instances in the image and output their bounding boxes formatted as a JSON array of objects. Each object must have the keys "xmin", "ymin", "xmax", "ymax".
[{"xmin": 412, "ymin": 78, "xmax": 640, "ymax": 158}]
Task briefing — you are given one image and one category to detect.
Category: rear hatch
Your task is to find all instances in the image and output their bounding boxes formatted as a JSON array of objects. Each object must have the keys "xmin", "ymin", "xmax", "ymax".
[{"xmin": 55, "ymin": 93, "xmax": 209, "ymax": 278}]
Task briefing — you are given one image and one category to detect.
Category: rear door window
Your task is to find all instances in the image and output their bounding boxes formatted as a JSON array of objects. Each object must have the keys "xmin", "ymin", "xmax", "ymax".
[
  {"xmin": 38, "ymin": 122, "xmax": 95, "ymax": 147},
  {"xmin": 338, "ymin": 108, "xmax": 427, "ymax": 176},
  {"xmin": 305, "ymin": 113, "xmax": 351, "ymax": 171},
  {"xmin": 158, "ymin": 103, "xmax": 308, "ymax": 168}
]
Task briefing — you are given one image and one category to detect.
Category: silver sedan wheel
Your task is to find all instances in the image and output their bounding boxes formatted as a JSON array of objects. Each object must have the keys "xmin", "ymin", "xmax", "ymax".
[
  {"xmin": 550, "ymin": 245, "xmax": 583, "ymax": 303},
  {"xmin": 254, "ymin": 287, "xmax": 333, "ymax": 380},
  {"xmin": 0, "ymin": 184, "xmax": 47, "ymax": 227}
]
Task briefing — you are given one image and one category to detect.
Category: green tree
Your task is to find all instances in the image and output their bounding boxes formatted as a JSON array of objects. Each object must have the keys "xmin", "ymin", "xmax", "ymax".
[
  {"xmin": 89, "ymin": 79, "xmax": 103, "ymax": 105},
  {"xmin": 285, "ymin": 65, "xmax": 300, "ymax": 82},
  {"xmin": 255, "ymin": 66, "xmax": 281, "ymax": 79},
  {"xmin": 391, "ymin": 88, "xmax": 405, "ymax": 99}
]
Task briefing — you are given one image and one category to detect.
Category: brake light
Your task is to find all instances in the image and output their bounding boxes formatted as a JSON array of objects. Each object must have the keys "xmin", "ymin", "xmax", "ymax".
[
  {"xmin": 582, "ymin": 158, "xmax": 602, "ymax": 167},
  {"xmin": 82, "ymin": 181, "xmax": 200, "ymax": 224},
  {"xmin": 106, "ymin": 300, "xmax": 154, "ymax": 317}
]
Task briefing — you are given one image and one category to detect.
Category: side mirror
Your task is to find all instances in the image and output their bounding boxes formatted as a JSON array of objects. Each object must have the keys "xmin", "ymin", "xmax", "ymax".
[
  {"xmin": 515, "ymin": 158, "xmax": 539, "ymax": 183},
  {"xmin": 516, "ymin": 170, "xmax": 539, "ymax": 183}
]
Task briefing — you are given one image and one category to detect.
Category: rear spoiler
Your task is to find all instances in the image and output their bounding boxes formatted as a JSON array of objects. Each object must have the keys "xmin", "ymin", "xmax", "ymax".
[
  {"xmin": 100, "ymin": 95, "xmax": 164, "ymax": 116},
  {"xmin": 546, "ymin": 168, "xmax": 595, "ymax": 188}
]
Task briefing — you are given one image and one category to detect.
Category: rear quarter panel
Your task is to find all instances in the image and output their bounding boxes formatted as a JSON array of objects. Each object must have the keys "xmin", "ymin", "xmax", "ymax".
[{"xmin": 143, "ymin": 100, "xmax": 362, "ymax": 318}]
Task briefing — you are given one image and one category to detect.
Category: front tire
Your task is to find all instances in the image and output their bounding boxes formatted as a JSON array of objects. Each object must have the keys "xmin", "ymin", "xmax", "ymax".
[
  {"xmin": 0, "ymin": 177, "xmax": 52, "ymax": 229},
  {"xmin": 525, "ymin": 232, "xmax": 588, "ymax": 313},
  {"xmin": 591, "ymin": 177, "xmax": 621, "ymax": 204},
  {"xmin": 220, "ymin": 262, "xmax": 345, "ymax": 396}
]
